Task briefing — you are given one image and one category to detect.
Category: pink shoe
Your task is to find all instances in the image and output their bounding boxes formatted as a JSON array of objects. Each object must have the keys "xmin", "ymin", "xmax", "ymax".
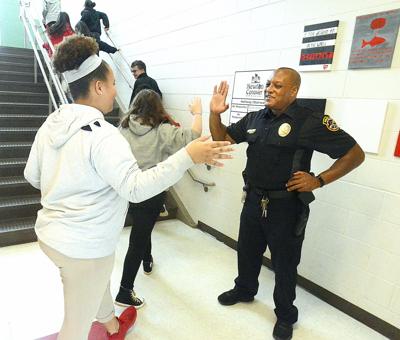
[{"xmin": 108, "ymin": 306, "xmax": 137, "ymax": 340}]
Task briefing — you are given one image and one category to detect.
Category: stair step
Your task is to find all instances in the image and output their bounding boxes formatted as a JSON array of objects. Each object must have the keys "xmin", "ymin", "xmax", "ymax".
[
  {"xmin": 0, "ymin": 80, "xmax": 48, "ymax": 93},
  {"xmin": 0, "ymin": 46, "xmax": 34, "ymax": 56},
  {"xmin": 0, "ymin": 61, "xmax": 35, "ymax": 73},
  {"xmin": 0, "ymin": 102, "xmax": 48, "ymax": 115},
  {"xmin": 0, "ymin": 70, "xmax": 44, "ymax": 83},
  {"xmin": 0, "ymin": 176, "xmax": 39, "ymax": 196},
  {"xmin": 0, "ymin": 216, "xmax": 36, "ymax": 232},
  {"xmin": 0, "ymin": 114, "xmax": 47, "ymax": 127},
  {"xmin": 0, "ymin": 142, "xmax": 32, "ymax": 158},
  {"xmin": 0, "ymin": 217, "xmax": 37, "ymax": 247},
  {"xmin": 0, "ymin": 91, "xmax": 49, "ymax": 104},
  {"xmin": 0, "ymin": 52, "xmax": 35, "ymax": 65},
  {"xmin": 0, "ymin": 127, "xmax": 38, "ymax": 142},
  {"xmin": 0, "ymin": 195, "xmax": 41, "ymax": 220},
  {"xmin": 0, "ymin": 158, "xmax": 27, "ymax": 176}
]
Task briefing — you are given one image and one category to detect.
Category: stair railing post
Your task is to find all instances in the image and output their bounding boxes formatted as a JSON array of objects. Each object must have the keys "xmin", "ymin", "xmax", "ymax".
[
  {"xmin": 20, "ymin": 0, "xmax": 31, "ymax": 48},
  {"xmin": 34, "ymin": 55, "xmax": 37, "ymax": 83},
  {"xmin": 49, "ymin": 77, "xmax": 53, "ymax": 114}
]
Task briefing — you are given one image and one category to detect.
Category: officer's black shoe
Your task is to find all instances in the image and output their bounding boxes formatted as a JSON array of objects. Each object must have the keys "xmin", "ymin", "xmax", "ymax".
[
  {"xmin": 272, "ymin": 320, "xmax": 293, "ymax": 340},
  {"xmin": 217, "ymin": 288, "xmax": 254, "ymax": 306}
]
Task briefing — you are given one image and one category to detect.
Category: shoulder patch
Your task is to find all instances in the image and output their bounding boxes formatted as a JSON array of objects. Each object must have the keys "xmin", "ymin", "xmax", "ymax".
[{"xmin": 322, "ymin": 115, "xmax": 339, "ymax": 132}]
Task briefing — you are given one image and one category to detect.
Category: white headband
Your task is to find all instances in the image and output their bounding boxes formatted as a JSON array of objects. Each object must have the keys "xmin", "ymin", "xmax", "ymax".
[{"xmin": 63, "ymin": 54, "xmax": 102, "ymax": 83}]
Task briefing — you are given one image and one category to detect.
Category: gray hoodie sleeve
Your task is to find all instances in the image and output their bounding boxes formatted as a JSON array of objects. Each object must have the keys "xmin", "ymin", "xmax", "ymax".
[
  {"xmin": 91, "ymin": 128, "xmax": 194, "ymax": 203},
  {"xmin": 159, "ymin": 124, "xmax": 200, "ymax": 156}
]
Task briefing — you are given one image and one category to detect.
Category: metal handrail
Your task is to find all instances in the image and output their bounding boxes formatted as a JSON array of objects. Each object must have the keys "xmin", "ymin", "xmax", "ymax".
[
  {"xmin": 108, "ymin": 52, "xmax": 134, "ymax": 90},
  {"xmin": 19, "ymin": 1, "xmax": 69, "ymax": 111},
  {"xmin": 187, "ymin": 169, "xmax": 216, "ymax": 192},
  {"xmin": 26, "ymin": 13, "xmax": 68, "ymax": 104},
  {"xmin": 20, "ymin": 9, "xmax": 58, "ymax": 110},
  {"xmin": 104, "ymin": 31, "xmax": 132, "ymax": 70}
]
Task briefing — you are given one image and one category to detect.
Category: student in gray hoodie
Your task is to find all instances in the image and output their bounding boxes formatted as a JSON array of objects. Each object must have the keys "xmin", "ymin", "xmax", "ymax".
[
  {"xmin": 24, "ymin": 35, "xmax": 232, "ymax": 340},
  {"xmin": 115, "ymin": 89, "xmax": 203, "ymax": 308}
]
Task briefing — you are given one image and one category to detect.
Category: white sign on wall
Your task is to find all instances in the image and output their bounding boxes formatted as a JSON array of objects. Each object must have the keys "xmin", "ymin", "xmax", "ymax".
[{"xmin": 229, "ymin": 70, "xmax": 274, "ymax": 124}]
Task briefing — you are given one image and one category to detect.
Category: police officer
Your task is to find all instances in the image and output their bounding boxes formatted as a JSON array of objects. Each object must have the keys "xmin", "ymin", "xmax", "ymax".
[{"xmin": 209, "ymin": 68, "xmax": 365, "ymax": 340}]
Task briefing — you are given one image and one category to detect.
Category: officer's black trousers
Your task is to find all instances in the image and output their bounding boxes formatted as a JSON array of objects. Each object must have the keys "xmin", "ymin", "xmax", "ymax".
[
  {"xmin": 120, "ymin": 191, "xmax": 166, "ymax": 290},
  {"xmin": 234, "ymin": 189, "xmax": 305, "ymax": 324}
]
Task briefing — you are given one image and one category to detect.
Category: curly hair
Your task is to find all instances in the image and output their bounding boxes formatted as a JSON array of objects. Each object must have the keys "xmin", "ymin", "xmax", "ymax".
[{"xmin": 53, "ymin": 35, "xmax": 109, "ymax": 100}]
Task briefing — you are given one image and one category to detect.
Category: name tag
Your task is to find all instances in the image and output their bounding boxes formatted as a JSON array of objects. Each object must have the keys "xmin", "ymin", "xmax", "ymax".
[{"xmin": 247, "ymin": 129, "xmax": 256, "ymax": 134}]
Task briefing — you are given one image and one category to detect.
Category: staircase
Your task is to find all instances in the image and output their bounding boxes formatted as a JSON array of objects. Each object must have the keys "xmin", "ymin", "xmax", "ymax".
[{"xmin": 0, "ymin": 46, "xmax": 45, "ymax": 247}]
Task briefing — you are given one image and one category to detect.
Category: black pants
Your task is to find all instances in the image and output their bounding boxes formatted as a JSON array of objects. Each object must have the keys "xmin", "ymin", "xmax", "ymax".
[
  {"xmin": 98, "ymin": 40, "xmax": 118, "ymax": 54},
  {"xmin": 120, "ymin": 191, "xmax": 166, "ymax": 290},
  {"xmin": 234, "ymin": 189, "xmax": 305, "ymax": 324}
]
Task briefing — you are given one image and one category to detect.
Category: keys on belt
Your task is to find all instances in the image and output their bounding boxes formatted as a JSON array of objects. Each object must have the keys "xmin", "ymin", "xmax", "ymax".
[{"xmin": 261, "ymin": 196, "xmax": 269, "ymax": 218}]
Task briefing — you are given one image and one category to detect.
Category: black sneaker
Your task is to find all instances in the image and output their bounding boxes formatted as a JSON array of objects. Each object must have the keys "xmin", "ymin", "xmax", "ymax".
[
  {"xmin": 273, "ymin": 320, "xmax": 293, "ymax": 340},
  {"xmin": 143, "ymin": 256, "xmax": 153, "ymax": 275},
  {"xmin": 217, "ymin": 288, "xmax": 254, "ymax": 306},
  {"xmin": 115, "ymin": 287, "xmax": 145, "ymax": 309}
]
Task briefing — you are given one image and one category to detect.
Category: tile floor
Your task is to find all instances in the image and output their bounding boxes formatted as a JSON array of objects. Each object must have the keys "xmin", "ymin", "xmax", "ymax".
[{"xmin": 0, "ymin": 219, "xmax": 387, "ymax": 340}]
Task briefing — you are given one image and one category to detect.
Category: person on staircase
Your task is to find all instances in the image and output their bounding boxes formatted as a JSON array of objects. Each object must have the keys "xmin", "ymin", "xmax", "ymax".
[
  {"xmin": 43, "ymin": 12, "xmax": 75, "ymax": 57},
  {"xmin": 80, "ymin": 0, "xmax": 117, "ymax": 54},
  {"xmin": 42, "ymin": 0, "xmax": 61, "ymax": 29},
  {"xmin": 24, "ymin": 35, "xmax": 232, "ymax": 340},
  {"xmin": 115, "ymin": 90, "xmax": 203, "ymax": 308},
  {"xmin": 75, "ymin": 20, "xmax": 118, "ymax": 54},
  {"xmin": 129, "ymin": 60, "xmax": 163, "ymax": 106}
]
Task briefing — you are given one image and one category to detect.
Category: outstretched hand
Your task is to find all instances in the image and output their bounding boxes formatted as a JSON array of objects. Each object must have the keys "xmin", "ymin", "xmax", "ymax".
[
  {"xmin": 189, "ymin": 97, "xmax": 202, "ymax": 115},
  {"xmin": 186, "ymin": 135, "xmax": 234, "ymax": 167},
  {"xmin": 286, "ymin": 171, "xmax": 320, "ymax": 192},
  {"xmin": 210, "ymin": 81, "xmax": 229, "ymax": 115}
]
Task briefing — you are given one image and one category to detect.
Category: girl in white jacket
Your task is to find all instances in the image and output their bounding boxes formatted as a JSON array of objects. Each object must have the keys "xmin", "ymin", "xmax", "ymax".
[{"xmin": 24, "ymin": 35, "xmax": 232, "ymax": 340}]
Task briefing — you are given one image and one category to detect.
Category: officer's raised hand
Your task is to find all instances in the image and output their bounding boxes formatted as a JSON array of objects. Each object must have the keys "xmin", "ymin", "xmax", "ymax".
[
  {"xmin": 286, "ymin": 171, "xmax": 320, "ymax": 192},
  {"xmin": 209, "ymin": 81, "xmax": 235, "ymax": 143},
  {"xmin": 210, "ymin": 81, "xmax": 229, "ymax": 115}
]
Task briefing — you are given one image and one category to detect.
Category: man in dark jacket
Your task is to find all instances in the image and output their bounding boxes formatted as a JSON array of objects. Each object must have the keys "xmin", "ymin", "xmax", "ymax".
[
  {"xmin": 80, "ymin": 0, "xmax": 110, "ymax": 37},
  {"xmin": 129, "ymin": 60, "xmax": 163, "ymax": 106}
]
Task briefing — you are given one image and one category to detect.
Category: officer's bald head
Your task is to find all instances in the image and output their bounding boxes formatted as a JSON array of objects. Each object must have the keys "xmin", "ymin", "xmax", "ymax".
[{"xmin": 274, "ymin": 67, "xmax": 301, "ymax": 91}]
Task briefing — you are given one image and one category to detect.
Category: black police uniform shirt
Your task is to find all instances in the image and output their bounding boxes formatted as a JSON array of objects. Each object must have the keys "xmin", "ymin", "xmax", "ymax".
[{"xmin": 226, "ymin": 101, "xmax": 356, "ymax": 191}]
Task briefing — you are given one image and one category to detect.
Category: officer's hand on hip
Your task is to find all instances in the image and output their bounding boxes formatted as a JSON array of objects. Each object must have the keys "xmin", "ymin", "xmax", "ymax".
[
  {"xmin": 210, "ymin": 81, "xmax": 229, "ymax": 115},
  {"xmin": 286, "ymin": 171, "xmax": 320, "ymax": 192}
]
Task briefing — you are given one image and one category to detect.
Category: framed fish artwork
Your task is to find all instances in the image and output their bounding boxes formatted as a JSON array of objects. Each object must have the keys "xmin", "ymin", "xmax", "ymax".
[{"xmin": 348, "ymin": 8, "xmax": 400, "ymax": 69}]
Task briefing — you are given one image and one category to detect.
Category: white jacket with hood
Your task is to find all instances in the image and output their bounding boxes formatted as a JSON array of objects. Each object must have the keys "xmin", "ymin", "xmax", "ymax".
[{"xmin": 24, "ymin": 104, "xmax": 194, "ymax": 258}]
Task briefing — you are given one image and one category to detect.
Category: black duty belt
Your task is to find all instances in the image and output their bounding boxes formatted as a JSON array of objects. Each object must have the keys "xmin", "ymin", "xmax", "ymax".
[
  {"xmin": 247, "ymin": 184, "xmax": 297, "ymax": 199},
  {"xmin": 245, "ymin": 184, "xmax": 297, "ymax": 218}
]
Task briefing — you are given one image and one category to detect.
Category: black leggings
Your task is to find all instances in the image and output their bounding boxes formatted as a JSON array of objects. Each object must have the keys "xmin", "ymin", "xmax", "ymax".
[{"xmin": 120, "ymin": 191, "xmax": 166, "ymax": 290}]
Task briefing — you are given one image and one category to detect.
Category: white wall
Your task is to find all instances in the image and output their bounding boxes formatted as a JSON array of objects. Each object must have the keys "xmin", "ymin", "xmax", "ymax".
[{"xmin": 57, "ymin": 0, "xmax": 400, "ymax": 328}]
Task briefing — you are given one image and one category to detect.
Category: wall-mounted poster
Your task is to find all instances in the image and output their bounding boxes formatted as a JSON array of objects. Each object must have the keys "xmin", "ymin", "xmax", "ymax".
[
  {"xmin": 229, "ymin": 70, "xmax": 273, "ymax": 124},
  {"xmin": 348, "ymin": 8, "xmax": 400, "ymax": 69},
  {"xmin": 299, "ymin": 20, "xmax": 339, "ymax": 71}
]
